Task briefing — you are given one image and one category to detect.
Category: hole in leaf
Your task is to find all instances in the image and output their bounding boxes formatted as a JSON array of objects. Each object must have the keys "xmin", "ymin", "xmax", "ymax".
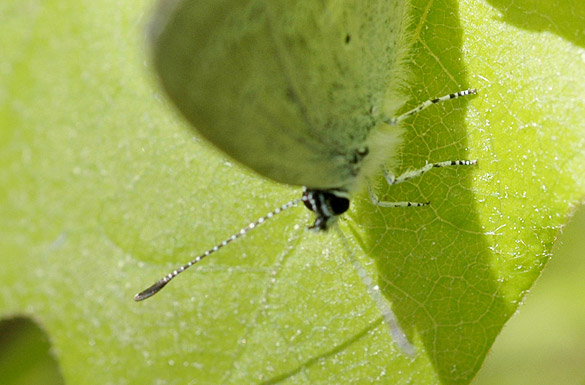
[{"xmin": 0, "ymin": 317, "xmax": 64, "ymax": 385}]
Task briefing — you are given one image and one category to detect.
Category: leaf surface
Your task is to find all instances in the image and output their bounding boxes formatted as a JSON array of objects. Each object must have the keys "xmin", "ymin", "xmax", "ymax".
[{"xmin": 1, "ymin": 0, "xmax": 584, "ymax": 384}]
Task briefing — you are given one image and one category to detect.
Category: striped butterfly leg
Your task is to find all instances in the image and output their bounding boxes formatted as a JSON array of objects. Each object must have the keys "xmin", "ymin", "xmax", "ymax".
[
  {"xmin": 384, "ymin": 89, "xmax": 477, "ymax": 126},
  {"xmin": 370, "ymin": 160, "xmax": 477, "ymax": 207},
  {"xmin": 372, "ymin": 88, "xmax": 478, "ymax": 207}
]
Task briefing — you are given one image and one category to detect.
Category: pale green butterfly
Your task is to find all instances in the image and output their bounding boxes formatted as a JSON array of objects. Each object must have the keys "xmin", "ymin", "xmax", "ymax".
[{"xmin": 135, "ymin": 0, "xmax": 476, "ymax": 353}]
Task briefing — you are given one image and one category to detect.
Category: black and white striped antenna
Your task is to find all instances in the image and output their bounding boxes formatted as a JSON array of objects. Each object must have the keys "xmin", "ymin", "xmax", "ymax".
[{"xmin": 134, "ymin": 197, "xmax": 302, "ymax": 301}]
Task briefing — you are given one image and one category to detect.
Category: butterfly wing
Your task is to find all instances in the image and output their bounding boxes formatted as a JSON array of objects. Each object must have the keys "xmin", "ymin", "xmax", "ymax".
[{"xmin": 150, "ymin": 0, "xmax": 409, "ymax": 190}]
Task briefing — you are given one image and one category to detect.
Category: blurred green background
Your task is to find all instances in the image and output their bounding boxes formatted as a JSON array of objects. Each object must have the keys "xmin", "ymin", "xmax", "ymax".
[{"xmin": 2, "ymin": 204, "xmax": 584, "ymax": 385}]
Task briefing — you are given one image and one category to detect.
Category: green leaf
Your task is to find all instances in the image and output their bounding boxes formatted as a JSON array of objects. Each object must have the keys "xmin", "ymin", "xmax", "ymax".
[
  {"xmin": 1, "ymin": 0, "xmax": 584, "ymax": 384},
  {"xmin": 474, "ymin": 206, "xmax": 585, "ymax": 385}
]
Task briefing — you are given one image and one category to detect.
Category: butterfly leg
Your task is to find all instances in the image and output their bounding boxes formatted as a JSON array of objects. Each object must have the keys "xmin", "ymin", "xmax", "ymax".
[
  {"xmin": 385, "ymin": 89, "xmax": 477, "ymax": 126},
  {"xmin": 369, "ymin": 185, "xmax": 430, "ymax": 208},
  {"xmin": 370, "ymin": 160, "xmax": 477, "ymax": 207}
]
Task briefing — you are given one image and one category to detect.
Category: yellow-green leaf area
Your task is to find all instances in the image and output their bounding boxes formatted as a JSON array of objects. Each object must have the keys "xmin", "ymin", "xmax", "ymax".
[{"xmin": 1, "ymin": 0, "xmax": 584, "ymax": 384}]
